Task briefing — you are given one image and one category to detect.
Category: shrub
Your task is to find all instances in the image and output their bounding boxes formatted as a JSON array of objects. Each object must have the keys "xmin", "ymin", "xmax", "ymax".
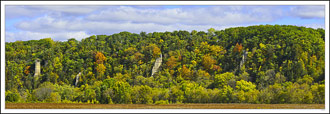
[
  {"xmin": 155, "ymin": 100, "xmax": 169, "ymax": 105},
  {"xmin": 6, "ymin": 90, "xmax": 21, "ymax": 102}
]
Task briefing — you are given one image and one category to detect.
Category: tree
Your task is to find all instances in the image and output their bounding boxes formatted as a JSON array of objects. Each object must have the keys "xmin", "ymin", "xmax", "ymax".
[
  {"xmin": 5, "ymin": 90, "xmax": 21, "ymax": 102},
  {"xmin": 95, "ymin": 52, "xmax": 106, "ymax": 64},
  {"xmin": 285, "ymin": 82, "xmax": 313, "ymax": 104},
  {"xmin": 180, "ymin": 65, "xmax": 192, "ymax": 80},
  {"xmin": 48, "ymin": 92, "xmax": 61, "ymax": 103},
  {"xmin": 233, "ymin": 43, "xmax": 243, "ymax": 53},
  {"xmin": 96, "ymin": 64, "xmax": 106, "ymax": 79},
  {"xmin": 235, "ymin": 80, "xmax": 259, "ymax": 103},
  {"xmin": 236, "ymin": 80, "xmax": 256, "ymax": 92},
  {"xmin": 259, "ymin": 83, "xmax": 285, "ymax": 103},
  {"xmin": 207, "ymin": 28, "xmax": 215, "ymax": 36},
  {"xmin": 202, "ymin": 55, "xmax": 216, "ymax": 71},
  {"xmin": 166, "ymin": 56, "xmax": 178, "ymax": 69},
  {"xmin": 311, "ymin": 83, "xmax": 325, "ymax": 103},
  {"xmin": 131, "ymin": 85, "xmax": 153, "ymax": 104},
  {"xmin": 4, "ymin": 25, "xmax": 325, "ymax": 104},
  {"xmin": 274, "ymin": 72, "xmax": 286, "ymax": 83},
  {"xmin": 143, "ymin": 44, "xmax": 161, "ymax": 59},
  {"xmin": 214, "ymin": 72, "xmax": 235, "ymax": 88},
  {"xmin": 297, "ymin": 75, "xmax": 313, "ymax": 85},
  {"xmin": 169, "ymin": 86, "xmax": 184, "ymax": 104},
  {"xmin": 34, "ymin": 82, "xmax": 54, "ymax": 101},
  {"xmin": 113, "ymin": 81, "xmax": 131, "ymax": 104},
  {"xmin": 24, "ymin": 66, "xmax": 31, "ymax": 75},
  {"xmin": 218, "ymin": 85, "xmax": 234, "ymax": 103},
  {"xmin": 95, "ymin": 52, "xmax": 106, "ymax": 80}
]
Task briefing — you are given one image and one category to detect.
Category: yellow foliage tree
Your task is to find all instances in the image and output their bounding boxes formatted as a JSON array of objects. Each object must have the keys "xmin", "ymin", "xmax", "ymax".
[
  {"xmin": 96, "ymin": 64, "xmax": 106, "ymax": 75},
  {"xmin": 202, "ymin": 55, "xmax": 216, "ymax": 70},
  {"xmin": 95, "ymin": 52, "xmax": 106, "ymax": 64},
  {"xmin": 181, "ymin": 65, "xmax": 192, "ymax": 80},
  {"xmin": 152, "ymin": 46, "xmax": 161, "ymax": 57}
]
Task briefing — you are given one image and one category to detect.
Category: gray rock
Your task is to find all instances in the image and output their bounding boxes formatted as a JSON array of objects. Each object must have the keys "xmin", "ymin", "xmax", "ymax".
[
  {"xmin": 151, "ymin": 54, "xmax": 162, "ymax": 76},
  {"xmin": 34, "ymin": 59, "xmax": 41, "ymax": 78},
  {"xmin": 75, "ymin": 72, "xmax": 81, "ymax": 87}
]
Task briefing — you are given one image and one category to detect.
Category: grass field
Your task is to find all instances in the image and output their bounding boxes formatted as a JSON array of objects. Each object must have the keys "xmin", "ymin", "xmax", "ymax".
[{"xmin": 5, "ymin": 103, "xmax": 325, "ymax": 109}]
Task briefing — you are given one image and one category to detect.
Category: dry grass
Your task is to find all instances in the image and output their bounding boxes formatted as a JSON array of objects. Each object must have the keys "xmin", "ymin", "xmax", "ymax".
[{"xmin": 5, "ymin": 103, "xmax": 325, "ymax": 109}]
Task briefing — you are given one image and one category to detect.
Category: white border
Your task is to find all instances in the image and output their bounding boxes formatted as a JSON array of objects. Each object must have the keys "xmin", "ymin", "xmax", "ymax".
[{"xmin": 1, "ymin": 1, "xmax": 329, "ymax": 113}]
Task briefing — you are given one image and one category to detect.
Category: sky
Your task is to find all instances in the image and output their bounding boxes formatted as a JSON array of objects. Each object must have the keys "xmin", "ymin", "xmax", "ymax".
[{"xmin": 5, "ymin": 5, "xmax": 325, "ymax": 42}]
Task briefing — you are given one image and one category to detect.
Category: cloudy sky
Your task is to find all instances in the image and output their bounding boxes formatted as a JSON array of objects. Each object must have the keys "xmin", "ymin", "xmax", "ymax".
[{"xmin": 5, "ymin": 5, "xmax": 325, "ymax": 42}]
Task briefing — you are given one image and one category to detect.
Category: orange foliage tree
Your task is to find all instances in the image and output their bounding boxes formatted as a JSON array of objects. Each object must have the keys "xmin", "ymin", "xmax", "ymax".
[
  {"xmin": 95, "ymin": 52, "xmax": 106, "ymax": 79},
  {"xmin": 166, "ymin": 56, "xmax": 178, "ymax": 69},
  {"xmin": 233, "ymin": 43, "xmax": 243, "ymax": 53},
  {"xmin": 24, "ymin": 66, "xmax": 31, "ymax": 75}
]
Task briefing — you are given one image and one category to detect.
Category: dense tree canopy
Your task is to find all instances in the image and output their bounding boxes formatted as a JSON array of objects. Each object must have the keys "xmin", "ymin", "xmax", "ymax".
[{"xmin": 5, "ymin": 25, "xmax": 325, "ymax": 104}]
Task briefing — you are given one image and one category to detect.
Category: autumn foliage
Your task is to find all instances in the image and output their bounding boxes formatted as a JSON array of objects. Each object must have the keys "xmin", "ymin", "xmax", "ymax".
[
  {"xmin": 166, "ymin": 56, "xmax": 178, "ymax": 69},
  {"xmin": 202, "ymin": 55, "xmax": 216, "ymax": 70},
  {"xmin": 95, "ymin": 52, "xmax": 106, "ymax": 64},
  {"xmin": 233, "ymin": 43, "xmax": 243, "ymax": 53},
  {"xmin": 5, "ymin": 25, "xmax": 325, "ymax": 105},
  {"xmin": 24, "ymin": 66, "xmax": 31, "ymax": 75}
]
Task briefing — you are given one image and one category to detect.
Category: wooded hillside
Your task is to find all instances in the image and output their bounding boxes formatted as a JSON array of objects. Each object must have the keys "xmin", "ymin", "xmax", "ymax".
[{"xmin": 5, "ymin": 25, "xmax": 325, "ymax": 104}]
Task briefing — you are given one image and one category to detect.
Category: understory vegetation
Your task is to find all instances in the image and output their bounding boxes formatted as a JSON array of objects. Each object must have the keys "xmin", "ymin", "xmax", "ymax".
[{"xmin": 5, "ymin": 25, "xmax": 325, "ymax": 104}]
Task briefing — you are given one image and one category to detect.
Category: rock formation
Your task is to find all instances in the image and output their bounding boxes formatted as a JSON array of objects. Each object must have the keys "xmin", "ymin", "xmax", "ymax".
[
  {"xmin": 239, "ymin": 50, "xmax": 248, "ymax": 69},
  {"xmin": 75, "ymin": 72, "xmax": 81, "ymax": 87},
  {"xmin": 151, "ymin": 54, "xmax": 162, "ymax": 76},
  {"xmin": 34, "ymin": 59, "xmax": 41, "ymax": 78}
]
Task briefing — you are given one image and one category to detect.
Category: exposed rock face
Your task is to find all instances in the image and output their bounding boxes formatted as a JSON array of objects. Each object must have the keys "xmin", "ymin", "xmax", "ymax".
[
  {"xmin": 34, "ymin": 59, "xmax": 41, "ymax": 78},
  {"xmin": 151, "ymin": 54, "xmax": 162, "ymax": 76},
  {"xmin": 75, "ymin": 72, "xmax": 81, "ymax": 87},
  {"xmin": 240, "ymin": 50, "xmax": 248, "ymax": 69}
]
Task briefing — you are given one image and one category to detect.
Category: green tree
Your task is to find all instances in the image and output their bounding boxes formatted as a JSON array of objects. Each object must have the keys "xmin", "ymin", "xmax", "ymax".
[{"xmin": 214, "ymin": 72, "xmax": 236, "ymax": 88}]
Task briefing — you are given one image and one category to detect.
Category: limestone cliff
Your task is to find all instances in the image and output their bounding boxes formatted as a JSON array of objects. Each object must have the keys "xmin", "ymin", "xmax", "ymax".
[
  {"xmin": 75, "ymin": 72, "xmax": 81, "ymax": 87},
  {"xmin": 151, "ymin": 54, "xmax": 162, "ymax": 76},
  {"xmin": 34, "ymin": 59, "xmax": 41, "ymax": 78}
]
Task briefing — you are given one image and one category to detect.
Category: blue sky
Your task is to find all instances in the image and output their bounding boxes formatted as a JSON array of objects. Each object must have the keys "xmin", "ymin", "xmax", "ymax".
[{"xmin": 5, "ymin": 5, "xmax": 325, "ymax": 42}]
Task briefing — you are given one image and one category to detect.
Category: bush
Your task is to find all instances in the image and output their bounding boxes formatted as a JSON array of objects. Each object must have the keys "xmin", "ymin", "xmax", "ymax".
[
  {"xmin": 155, "ymin": 100, "xmax": 169, "ymax": 105},
  {"xmin": 34, "ymin": 82, "xmax": 54, "ymax": 101},
  {"xmin": 6, "ymin": 90, "xmax": 21, "ymax": 102},
  {"xmin": 131, "ymin": 85, "xmax": 153, "ymax": 104},
  {"xmin": 47, "ymin": 92, "xmax": 61, "ymax": 103}
]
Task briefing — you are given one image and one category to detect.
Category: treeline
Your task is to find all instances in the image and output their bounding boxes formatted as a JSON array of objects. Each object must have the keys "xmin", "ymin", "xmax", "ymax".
[{"xmin": 5, "ymin": 25, "xmax": 325, "ymax": 104}]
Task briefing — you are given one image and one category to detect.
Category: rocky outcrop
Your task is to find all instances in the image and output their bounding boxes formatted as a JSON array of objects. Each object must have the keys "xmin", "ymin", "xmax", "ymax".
[
  {"xmin": 151, "ymin": 54, "xmax": 162, "ymax": 76},
  {"xmin": 34, "ymin": 59, "xmax": 41, "ymax": 78},
  {"xmin": 75, "ymin": 72, "xmax": 81, "ymax": 87},
  {"xmin": 239, "ymin": 50, "xmax": 248, "ymax": 69}
]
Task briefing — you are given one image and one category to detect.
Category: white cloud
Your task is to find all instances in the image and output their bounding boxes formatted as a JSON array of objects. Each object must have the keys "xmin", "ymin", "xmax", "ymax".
[
  {"xmin": 86, "ymin": 6, "xmax": 282, "ymax": 25},
  {"xmin": 290, "ymin": 6, "xmax": 325, "ymax": 19},
  {"xmin": 14, "ymin": 15, "xmax": 246, "ymax": 35},
  {"xmin": 5, "ymin": 5, "xmax": 325, "ymax": 42},
  {"xmin": 28, "ymin": 6, "xmax": 102, "ymax": 15},
  {"xmin": 5, "ymin": 31, "xmax": 90, "ymax": 42},
  {"xmin": 15, "ymin": 16, "xmax": 72, "ymax": 33},
  {"xmin": 302, "ymin": 23, "xmax": 325, "ymax": 29},
  {"xmin": 87, "ymin": 6, "xmax": 190, "ymax": 25},
  {"xmin": 5, "ymin": 6, "xmax": 43, "ymax": 19},
  {"xmin": 5, "ymin": 6, "xmax": 102, "ymax": 19}
]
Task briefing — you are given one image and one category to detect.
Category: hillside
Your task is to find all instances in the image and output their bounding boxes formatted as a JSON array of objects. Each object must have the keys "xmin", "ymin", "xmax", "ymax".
[{"xmin": 5, "ymin": 25, "xmax": 325, "ymax": 104}]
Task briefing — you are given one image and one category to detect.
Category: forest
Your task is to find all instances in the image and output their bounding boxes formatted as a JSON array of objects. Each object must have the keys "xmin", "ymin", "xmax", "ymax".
[{"xmin": 5, "ymin": 25, "xmax": 325, "ymax": 104}]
